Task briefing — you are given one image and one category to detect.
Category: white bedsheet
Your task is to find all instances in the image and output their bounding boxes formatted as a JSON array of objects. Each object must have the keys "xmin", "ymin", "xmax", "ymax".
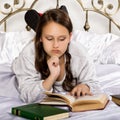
[
  {"xmin": 69, "ymin": 101, "xmax": 120, "ymax": 120},
  {"xmin": 96, "ymin": 64, "xmax": 120, "ymax": 77},
  {"xmin": 0, "ymin": 64, "xmax": 120, "ymax": 120},
  {"xmin": 0, "ymin": 97, "xmax": 120, "ymax": 120},
  {"xmin": 96, "ymin": 64, "xmax": 120, "ymax": 95}
]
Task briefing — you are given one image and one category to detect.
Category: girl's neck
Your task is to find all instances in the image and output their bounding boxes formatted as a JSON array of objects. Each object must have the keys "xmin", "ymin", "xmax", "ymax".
[
  {"xmin": 59, "ymin": 55, "xmax": 65, "ymax": 65},
  {"xmin": 57, "ymin": 55, "xmax": 66, "ymax": 81}
]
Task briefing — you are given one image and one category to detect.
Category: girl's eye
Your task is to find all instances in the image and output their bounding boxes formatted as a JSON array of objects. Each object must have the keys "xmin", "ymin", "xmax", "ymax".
[
  {"xmin": 46, "ymin": 38, "xmax": 53, "ymax": 41},
  {"xmin": 59, "ymin": 37, "xmax": 66, "ymax": 41}
]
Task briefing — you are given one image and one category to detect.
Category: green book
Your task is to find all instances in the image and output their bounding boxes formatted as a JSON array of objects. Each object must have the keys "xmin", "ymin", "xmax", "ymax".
[{"xmin": 11, "ymin": 103, "xmax": 69, "ymax": 120}]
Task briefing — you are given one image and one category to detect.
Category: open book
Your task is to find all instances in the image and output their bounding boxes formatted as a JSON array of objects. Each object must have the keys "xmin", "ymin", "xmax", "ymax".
[{"xmin": 40, "ymin": 92, "xmax": 109, "ymax": 112}]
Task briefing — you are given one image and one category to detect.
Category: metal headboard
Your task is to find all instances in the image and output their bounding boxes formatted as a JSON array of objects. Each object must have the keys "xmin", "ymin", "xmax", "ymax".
[
  {"xmin": 0, "ymin": 0, "xmax": 38, "ymax": 31},
  {"xmin": 0, "ymin": 0, "xmax": 120, "ymax": 33},
  {"xmin": 76, "ymin": 0, "xmax": 120, "ymax": 33}
]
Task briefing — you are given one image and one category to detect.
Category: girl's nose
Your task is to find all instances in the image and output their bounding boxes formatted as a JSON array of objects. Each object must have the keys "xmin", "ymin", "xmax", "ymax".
[{"xmin": 53, "ymin": 40, "xmax": 59, "ymax": 48}]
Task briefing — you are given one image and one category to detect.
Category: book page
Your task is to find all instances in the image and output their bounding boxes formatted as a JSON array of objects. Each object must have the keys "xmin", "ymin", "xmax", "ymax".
[
  {"xmin": 40, "ymin": 97, "xmax": 67, "ymax": 105},
  {"xmin": 72, "ymin": 94, "xmax": 108, "ymax": 106},
  {"xmin": 45, "ymin": 92, "xmax": 76, "ymax": 104}
]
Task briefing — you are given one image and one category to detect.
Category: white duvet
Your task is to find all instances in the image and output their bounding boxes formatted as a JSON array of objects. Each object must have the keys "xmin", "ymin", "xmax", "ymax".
[
  {"xmin": 96, "ymin": 64, "xmax": 120, "ymax": 95},
  {"xmin": 0, "ymin": 63, "xmax": 120, "ymax": 120},
  {"xmin": 0, "ymin": 97, "xmax": 120, "ymax": 120}
]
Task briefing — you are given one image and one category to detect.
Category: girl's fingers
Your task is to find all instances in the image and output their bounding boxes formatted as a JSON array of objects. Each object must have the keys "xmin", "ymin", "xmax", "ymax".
[{"xmin": 70, "ymin": 88, "xmax": 76, "ymax": 96}]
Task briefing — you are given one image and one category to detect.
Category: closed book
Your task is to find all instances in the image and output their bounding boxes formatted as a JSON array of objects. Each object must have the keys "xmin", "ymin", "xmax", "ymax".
[
  {"xmin": 11, "ymin": 103, "xmax": 69, "ymax": 120},
  {"xmin": 112, "ymin": 95, "xmax": 120, "ymax": 105}
]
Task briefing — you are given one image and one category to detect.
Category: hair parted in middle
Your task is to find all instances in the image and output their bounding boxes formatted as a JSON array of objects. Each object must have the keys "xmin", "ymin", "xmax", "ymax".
[{"xmin": 35, "ymin": 8, "xmax": 77, "ymax": 91}]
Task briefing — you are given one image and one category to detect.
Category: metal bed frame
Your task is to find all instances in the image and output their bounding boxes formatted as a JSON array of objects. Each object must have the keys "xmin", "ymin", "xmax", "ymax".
[{"xmin": 0, "ymin": 0, "xmax": 120, "ymax": 32}]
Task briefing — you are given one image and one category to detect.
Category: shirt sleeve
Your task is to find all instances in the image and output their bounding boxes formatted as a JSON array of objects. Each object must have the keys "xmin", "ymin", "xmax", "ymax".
[
  {"xmin": 12, "ymin": 42, "xmax": 52, "ymax": 103},
  {"xmin": 70, "ymin": 41, "xmax": 102, "ymax": 94},
  {"xmin": 77, "ymin": 56, "xmax": 102, "ymax": 94}
]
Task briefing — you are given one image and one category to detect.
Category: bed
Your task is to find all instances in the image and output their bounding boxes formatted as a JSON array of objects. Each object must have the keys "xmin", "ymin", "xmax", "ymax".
[{"xmin": 0, "ymin": 0, "xmax": 120, "ymax": 120}]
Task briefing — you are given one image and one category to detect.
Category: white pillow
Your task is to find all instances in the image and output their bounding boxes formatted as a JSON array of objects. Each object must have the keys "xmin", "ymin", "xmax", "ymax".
[
  {"xmin": 71, "ymin": 30, "xmax": 119, "ymax": 63},
  {"xmin": 0, "ymin": 31, "xmax": 35, "ymax": 66},
  {"xmin": 0, "ymin": 64, "xmax": 20, "ymax": 99},
  {"xmin": 99, "ymin": 38, "xmax": 120, "ymax": 64},
  {"xmin": 0, "ymin": 31, "xmax": 35, "ymax": 99}
]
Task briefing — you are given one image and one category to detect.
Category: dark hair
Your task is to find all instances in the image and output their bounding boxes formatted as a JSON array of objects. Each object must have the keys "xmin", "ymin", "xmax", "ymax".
[{"xmin": 35, "ymin": 8, "xmax": 75, "ymax": 91}]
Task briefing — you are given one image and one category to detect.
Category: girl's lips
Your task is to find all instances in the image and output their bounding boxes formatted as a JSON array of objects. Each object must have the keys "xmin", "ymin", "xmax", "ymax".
[{"xmin": 52, "ymin": 50, "xmax": 60, "ymax": 53}]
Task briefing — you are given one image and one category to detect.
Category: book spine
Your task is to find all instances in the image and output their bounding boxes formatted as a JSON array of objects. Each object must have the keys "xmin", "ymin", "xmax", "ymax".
[{"xmin": 12, "ymin": 108, "xmax": 43, "ymax": 120}]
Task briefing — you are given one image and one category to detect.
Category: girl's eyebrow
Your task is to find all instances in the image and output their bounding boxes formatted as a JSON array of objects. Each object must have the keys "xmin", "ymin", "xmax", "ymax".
[
  {"xmin": 59, "ymin": 35, "xmax": 67, "ymax": 37},
  {"xmin": 44, "ymin": 34, "xmax": 67, "ymax": 37}
]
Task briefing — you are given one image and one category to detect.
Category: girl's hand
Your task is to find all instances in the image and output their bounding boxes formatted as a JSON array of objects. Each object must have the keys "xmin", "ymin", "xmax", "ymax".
[
  {"xmin": 69, "ymin": 84, "xmax": 92, "ymax": 98},
  {"xmin": 47, "ymin": 56, "xmax": 60, "ymax": 81}
]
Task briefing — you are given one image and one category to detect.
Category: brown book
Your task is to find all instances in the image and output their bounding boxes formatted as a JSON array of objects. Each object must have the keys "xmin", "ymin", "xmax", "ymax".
[
  {"xmin": 40, "ymin": 92, "xmax": 109, "ymax": 112},
  {"xmin": 112, "ymin": 95, "xmax": 120, "ymax": 105}
]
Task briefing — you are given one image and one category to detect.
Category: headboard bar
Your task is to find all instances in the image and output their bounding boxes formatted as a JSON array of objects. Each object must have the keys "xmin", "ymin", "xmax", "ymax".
[
  {"xmin": 56, "ymin": 0, "xmax": 59, "ymax": 9},
  {"xmin": 109, "ymin": 19, "xmax": 112, "ymax": 33},
  {"xmin": 84, "ymin": 10, "xmax": 90, "ymax": 31},
  {"xmin": 29, "ymin": 0, "xmax": 38, "ymax": 9}
]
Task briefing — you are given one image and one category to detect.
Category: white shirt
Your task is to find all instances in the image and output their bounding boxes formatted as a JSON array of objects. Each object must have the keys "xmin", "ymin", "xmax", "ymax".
[{"xmin": 12, "ymin": 40, "xmax": 101, "ymax": 103}]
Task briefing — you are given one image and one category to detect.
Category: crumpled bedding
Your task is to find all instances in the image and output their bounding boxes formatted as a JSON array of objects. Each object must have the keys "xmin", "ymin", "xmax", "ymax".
[{"xmin": 0, "ymin": 64, "xmax": 120, "ymax": 120}]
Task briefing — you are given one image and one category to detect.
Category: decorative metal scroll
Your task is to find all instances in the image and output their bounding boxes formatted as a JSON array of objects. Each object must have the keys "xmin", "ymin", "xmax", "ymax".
[
  {"xmin": 76, "ymin": 0, "xmax": 120, "ymax": 32},
  {"xmin": 0, "ymin": 0, "xmax": 120, "ymax": 32},
  {"xmin": 57, "ymin": 0, "xmax": 120, "ymax": 32},
  {"xmin": 0, "ymin": 0, "xmax": 38, "ymax": 31}
]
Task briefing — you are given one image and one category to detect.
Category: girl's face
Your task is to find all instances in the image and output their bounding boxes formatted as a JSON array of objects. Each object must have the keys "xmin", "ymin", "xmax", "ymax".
[{"xmin": 41, "ymin": 21, "xmax": 72, "ymax": 58}]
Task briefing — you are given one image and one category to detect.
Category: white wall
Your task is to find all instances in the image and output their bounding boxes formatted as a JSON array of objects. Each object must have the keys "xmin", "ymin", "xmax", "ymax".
[{"xmin": 0, "ymin": 0, "xmax": 120, "ymax": 35}]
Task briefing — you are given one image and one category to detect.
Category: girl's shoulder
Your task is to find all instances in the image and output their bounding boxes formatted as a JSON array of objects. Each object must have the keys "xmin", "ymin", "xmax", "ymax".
[
  {"xmin": 69, "ymin": 40, "xmax": 88, "ymax": 57},
  {"xmin": 20, "ymin": 40, "xmax": 35, "ymax": 56}
]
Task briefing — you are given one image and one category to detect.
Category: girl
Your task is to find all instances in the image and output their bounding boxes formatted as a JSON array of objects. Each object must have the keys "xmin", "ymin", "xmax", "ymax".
[{"xmin": 12, "ymin": 8, "xmax": 100, "ymax": 103}]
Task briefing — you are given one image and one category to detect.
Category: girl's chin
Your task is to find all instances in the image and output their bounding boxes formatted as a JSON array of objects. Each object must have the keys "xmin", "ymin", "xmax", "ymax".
[
  {"xmin": 50, "ymin": 54, "xmax": 63, "ymax": 59},
  {"xmin": 50, "ymin": 53, "xmax": 60, "ymax": 57},
  {"xmin": 47, "ymin": 54, "xmax": 59, "ymax": 58}
]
